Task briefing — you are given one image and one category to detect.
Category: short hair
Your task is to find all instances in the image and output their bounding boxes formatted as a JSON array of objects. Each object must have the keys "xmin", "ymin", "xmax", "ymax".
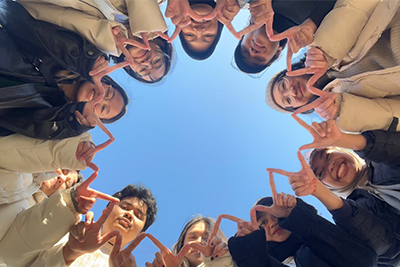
[
  {"xmin": 179, "ymin": 22, "xmax": 224, "ymax": 61},
  {"xmin": 254, "ymin": 197, "xmax": 273, "ymax": 221},
  {"xmin": 172, "ymin": 216, "xmax": 216, "ymax": 267},
  {"xmin": 99, "ymin": 75, "xmax": 129, "ymax": 124},
  {"xmin": 111, "ymin": 184, "xmax": 157, "ymax": 232},
  {"xmin": 112, "ymin": 37, "xmax": 173, "ymax": 84},
  {"xmin": 234, "ymin": 38, "xmax": 287, "ymax": 74}
]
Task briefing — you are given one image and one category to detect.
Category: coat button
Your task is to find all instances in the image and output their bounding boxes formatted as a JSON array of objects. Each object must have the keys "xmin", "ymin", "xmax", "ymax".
[
  {"xmin": 68, "ymin": 116, "xmax": 74, "ymax": 121},
  {"xmin": 87, "ymin": 50, "xmax": 94, "ymax": 56}
]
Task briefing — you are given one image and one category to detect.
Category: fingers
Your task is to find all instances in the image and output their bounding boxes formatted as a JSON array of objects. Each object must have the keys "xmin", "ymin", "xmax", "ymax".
[
  {"xmin": 85, "ymin": 211, "xmax": 94, "ymax": 225},
  {"xmin": 75, "ymin": 111, "xmax": 96, "ymax": 127},
  {"xmin": 94, "ymin": 116, "xmax": 114, "ymax": 141},
  {"xmin": 176, "ymin": 243, "xmax": 192, "ymax": 261},
  {"xmin": 190, "ymin": 242, "xmax": 208, "ymax": 255},
  {"xmin": 146, "ymin": 233, "xmax": 169, "ymax": 254},
  {"xmin": 97, "ymin": 202, "xmax": 116, "ymax": 226},
  {"xmin": 168, "ymin": 26, "xmax": 181, "ymax": 43},
  {"xmin": 154, "ymin": 252, "xmax": 167, "ymax": 267},
  {"xmin": 268, "ymin": 171, "xmax": 278, "ymax": 199},
  {"xmin": 124, "ymin": 232, "xmax": 147, "ymax": 254},
  {"xmin": 253, "ymin": 205, "xmax": 273, "ymax": 214},
  {"xmin": 100, "ymin": 229, "xmax": 120, "ymax": 246},
  {"xmin": 307, "ymin": 71, "xmax": 325, "ymax": 89},
  {"xmin": 291, "ymin": 113, "xmax": 313, "ymax": 133},
  {"xmin": 225, "ymin": 23, "xmax": 240, "ymax": 40},
  {"xmin": 286, "ymin": 43, "xmax": 293, "ymax": 72},
  {"xmin": 70, "ymin": 222, "xmax": 86, "ymax": 241},
  {"xmin": 203, "ymin": 9, "xmax": 217, "ymax": 21},
  {"xmin": 79, "ymin": 171, "xmax": 98, "ymax": 189},
  {"xmin": 155, "ymin": 31, "xmax": 170, "ymax": 41},
  {"xmin": 266, "ymin": 168, "xmax": 291, "ymax": 177},
  {"xmin": 209, "ymin": 214, "xmax": 242, "ymax": 242},
  {"xmin": 140, "ymin": 33, "xmax": 151, "ymax": 50},
  {"xmin": 212, "ymin": 242, "xmax": 228, "ymax": 258},
  {"xmin": 110, "ymin": 234, "xmax": 123, "ymax": 259},
  {"xmin": 86, "ymin": 161, "xmax": 99, "ymax": 172},
  {"xmin": 292, "ymin": 101, "xmax": 317, "ymax": 115},
  {"xmin": 250, "ymin": 206, "xmax": 258, "ymax": 225},
  {"xmin": 90, "ymin": 57, "xmax": 109, "ymax": 76},
  {"xmin": 311, "ymin": 121, "xmax": 327, "ymax": 137},
  {"xmin": 93, "ymin": 189, "xmax": 121, "ymax": 203},
  {"xmin": 286, "ymin": 67, "xmax": 317, "ymax": 77},
  {"xmin": 123, "ymin": 38, "xmax": 149, "ymax": 51},
  {"xmin": 297, "ymin": 151, "xmax": 309, "ymax": 169},
  {"xmin": 275, "ymin": 192, "xmax": 284, "ymax": 207},
  {"xmin": 238, "ymin": 24, "xmax": 259, "ymax": 37}
]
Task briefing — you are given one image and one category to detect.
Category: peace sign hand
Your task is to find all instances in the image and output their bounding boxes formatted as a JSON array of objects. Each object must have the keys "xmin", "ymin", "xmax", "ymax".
[
  {"xmin": 269, "ymin": 18, "xmax": 317, "ymax": 71},
  {"xmin": 238, "ymin": 0, "xmax": 274, "ymax": 38},
  {"xmin": 292, "ymin": 114, "xmax": 344, "ymax": 151},
  {"xmin": 109, "ymin": 233, "xmax": 147, "ymax": 267},
  {"xmin": 166, "ymin": 0, "xmax": 205, "ymax": 42},
  {"xmin": 268, "ymin": 151, "xmax": 318, "ymax": 197},
  {"xmin": 146, "ymin": 234, "xmax": 191, "ymax": 267},
  {"xmin": 203, "ymin": 0, "xmax": 241, "ymax": 39}
]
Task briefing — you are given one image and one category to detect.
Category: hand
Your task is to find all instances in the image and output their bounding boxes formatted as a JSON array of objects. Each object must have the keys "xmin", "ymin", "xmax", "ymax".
[
  {"xmin": 268, "ymin": 151, "xmax": 318, "ymax": 197},
  {"xmin": 64, "ymin": 203, "xmax": 120, "ymax": 263},
  {"xmin": 238, "ymin": 0, "xmax": 274, "ymax": 38},
  {"xmin": 269, "ymin": 18, "xmax": 317, "ymax": 71},
  {"xmin": 208, "ymin": 214, "xmax": 258, "ymax": 242},
  {"xmin": 109, "ymin": 233, "xmax": 147, "ymax": 267},
  {"xmin": 287, "ymin": 47, "xmax": 329, "ymax": 77},
  {"xmin": 236, "ymin": 213, "xmax": 259, "ymax": 237},
  {"xmin": 74, "ymin": 172, "xmax": 120, "ymax": 215},
  {"xmin": 292, "ymin": 114, "xmax": 344, "ymax": 151},
  {"xmin": 291, "ymin": 72, "xmax": 338, "ymax": 119},
  {"xmin": 146, "ymin": 234, "xmax": 191, "ymax": 267},
  {"xmin": 166, "ymin": 0, "xmax": 205, "ymax": 42},
  {"xmin": 204, "ymin": 0, "xmax": 241, "ymax": 39}
]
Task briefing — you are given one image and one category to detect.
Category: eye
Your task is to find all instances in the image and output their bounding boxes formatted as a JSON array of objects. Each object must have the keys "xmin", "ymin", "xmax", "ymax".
[
  {"xmin": 120, "ymin": 204, "xmax": 128, "ymax": 210},
  {"xmin": 260, "ymin": 220, "xmax": 267, "ymax": 226},
  {"xmin": 134, "ymin": 209, "xmax": 144, "ymax": 220},
  {"xmin": 286, "ymin": 97, "xmax": 292, "ymax": 105},
  {"xmin": 184, "ymin": 33, "xmax": 195, "ymax": 38},
  {"xmin": 204, "ymin": 34, "xmax": 215, "ymax": 38}
]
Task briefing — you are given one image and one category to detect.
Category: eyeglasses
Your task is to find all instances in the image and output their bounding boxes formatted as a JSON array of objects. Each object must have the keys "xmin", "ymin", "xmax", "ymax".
[
  {"xmin": 276, "ymin": 77, "xmax": 295, "ymax": 108},
  {"xmin": 104, "ymin": 85, "xmax": 115, "ymax": 101},
  {"xmin": 134, "ymin": 51, "xmax": 169, "ymax": 82},
  {"xmin": 230, "ymin": 55, "xmax": 270, "ymax": 79}
]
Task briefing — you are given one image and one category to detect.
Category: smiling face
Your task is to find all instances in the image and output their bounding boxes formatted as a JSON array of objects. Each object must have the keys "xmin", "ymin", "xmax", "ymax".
[
  {"xmin": 240, "ymin": 26, "xmax": 281, "ymax": 67},
  {"xmin": 257, "ymin": 212, "xmax": 292, "ymax": 242},
  {"xmin": 183, "ymin": 221, "xmax": 209, "ymax": 267},
  {"xmin": 181, "ymin": 4, "xmax": 219, "ymax": 53},
  {"xmin": 76, "ymin": 82, "xmax": 124, "ymax": 120},
  {"xmin": 102, "ymin": 197, "xmax": 147, "ymax": 247},
  {"xmin": 310, "ymin": 149, "xmax": 359, "ymax": 188},
  {"xmin": 40, "ymin": 170, "xmax": 79, "ymax": 197},
  {"xmin": 272, "ymin": 74, "xmax": 313, "ymax": 109}
]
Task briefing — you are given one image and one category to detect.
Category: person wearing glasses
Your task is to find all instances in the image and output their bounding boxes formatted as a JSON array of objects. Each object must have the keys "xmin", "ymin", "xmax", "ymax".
[{"xmin": 233, "ymin": 0, "xmax": 336, "ymax": 78}]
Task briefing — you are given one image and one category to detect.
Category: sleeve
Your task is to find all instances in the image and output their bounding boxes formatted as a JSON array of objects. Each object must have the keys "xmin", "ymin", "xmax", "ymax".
[
  {"xmin": 311, "ymin": 0, "xmax": 380, "ymax": 67},
  {"xmin": 0, "ymin": 101, "xmax": 94, "ymax": 140},
  {"xmin": 203, "ymin": 251, "xmax": 236, "ymax": 267},
  {"xmin": 0, "ymin": 0, "xmax": 107, "ymax": 81},
  {"xmin": 125, "ymin": 0, "xmax": 168, "ymax": 39},
  {"xmin": 0, "ymin": 132, "xmax": 91, "ymax": 173},
  {"xmin": 228, "ymin": 229, "xmax": 287, "ymax": 267},
  {"xmin": 330, "ymin": 196, "xmax": 397, "ymax": 257},
  {"xmin": 15, "ymin": 1, "xmax": 127, "ymax": 56},
  {"xmin": 307, "ymin": 0, "xmax": 337, "ymax": 27},
  {"xmin": 355, "ymin": 130, "xmax": 400, "ymax": 166},
  {"xmin": 30, "ymin": 242, "xmax": 68, "ymax": 267},
  {"xmin": 335, "ymin": 93, "xmax": 400, "ymax": 133},
  {"xmin": 278, "ymin": 198, "xmax": 377, "ymax": 267},
  {"xmin": 0, "ymin": 190, "xmax": 79, "ymax": 267}
]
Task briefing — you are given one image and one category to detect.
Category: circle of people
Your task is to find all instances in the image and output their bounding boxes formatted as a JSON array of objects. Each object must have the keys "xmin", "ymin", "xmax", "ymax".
[{"xmin": 0, "ymin": 0, "xmax": 399, "ymax": 267}]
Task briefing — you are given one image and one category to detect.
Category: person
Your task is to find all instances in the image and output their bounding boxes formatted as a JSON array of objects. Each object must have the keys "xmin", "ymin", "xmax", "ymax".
[
  {"xmin": 24, "ymin": 184, "xmax": 157, "ymax": 267},
  {"xmin": 16, "ymin": 0, "xmax": 174, "ymax": 84},
  {"xmin": 233, "ymin": 0, "xmax": 336, "ymax": 76},
  {"xmin": 268, "ymin": 115, "xmax": 400, "ymax": 266},
  {"xmin": 0, "ymin": 0, "xmax": 129, "ymax": 139},
  {"xmin": 228, "ymin": 173, "xmax": 378, "ymax": 267}
]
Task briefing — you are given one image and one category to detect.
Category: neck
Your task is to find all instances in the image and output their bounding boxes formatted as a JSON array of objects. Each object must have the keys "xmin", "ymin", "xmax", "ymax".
[{"xmin": 59, "ymin": 83, "xmax": 80, "ymax": 102}]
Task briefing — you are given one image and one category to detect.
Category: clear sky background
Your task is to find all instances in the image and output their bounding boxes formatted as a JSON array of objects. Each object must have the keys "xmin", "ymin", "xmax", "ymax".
[{"xmin": 83, "ymin": 7, "xmax": 331, "ymax": 266}]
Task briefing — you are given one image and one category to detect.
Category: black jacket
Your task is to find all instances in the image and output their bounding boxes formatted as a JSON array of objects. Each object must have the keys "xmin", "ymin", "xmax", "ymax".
[
  {"xmin": 0, "ymin": 0, "xmax": 105, "ymax": 139},
  {"xmin": 228, "ymin": 199, "xmax": 377, "ymax": 267}
]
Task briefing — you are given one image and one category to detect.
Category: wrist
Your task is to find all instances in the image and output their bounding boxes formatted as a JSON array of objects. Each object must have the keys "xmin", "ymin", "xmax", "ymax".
[
  {"xmin": 63, "ymin": 241, "xmax": 84, "ymax": 265},
  {"xmin": 313, "ymin": 183, "xmax": 344, "ymax": 210}
]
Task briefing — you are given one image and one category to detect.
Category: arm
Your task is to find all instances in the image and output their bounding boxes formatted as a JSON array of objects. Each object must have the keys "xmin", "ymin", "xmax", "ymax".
[
  {"xmin": 311, "ymin": 0, "xmax": 380, "ymax": 67},
  {"xmin": 0, "ymin": 132, "xmax": 90, "ymax": 173},
  {"xmin": 307, "ymin": 0, "xmax": 337, "ymax": 27},
  {"xmin": 0, "ymin": 0, "xmax": 107, "ymax": 81},
  {"xmin": 335, "ymin": 93, "xmax": 400, "ymax": 133},
  {"xmin": 278, "ymin": 198, "xmax": 377, "ymax": 267}
]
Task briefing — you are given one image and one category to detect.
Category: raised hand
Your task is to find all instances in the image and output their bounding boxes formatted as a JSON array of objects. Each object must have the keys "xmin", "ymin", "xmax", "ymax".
[
  {"xmin": 146, "ymin": 234, "xmax": 191, "ymax": 267},
  {"xmin": 64, "ymin": 203, "xmax": 120, "ymax": 264},
  {"xmin": 292, "ymin": 114, "xmax": 344, "ymax": 151},
  {"xmin": 109, "ymin": 233, "xmax": 147, "ymax": 267},
  {"xmin": 250, "ymin": 172, "xmax": 297, "ymax": 220},
  {"xmin": 238, "ymin": 0, "xmax": 274, "ymax": 38},
  {"xmin": 204, "ymin": 0, "xmax": 241, "ymax": 39},
  {"xmin": 269, "ymin": 18, "xmax": 317, "ymax": 71},
  {"xmin": 267, "ymin": 151, "xmax": 317, "ymax": 197},
  {"xmin": 165, "ymin": 0, "xmax": 205, "ymax": 42},
  {"xmin": 291, "ymin": 71, "xmax": 338, "ymax": 119},
  {"xmin": 287, "ymin": 47, "xmax": 329, "ymax": 77}
]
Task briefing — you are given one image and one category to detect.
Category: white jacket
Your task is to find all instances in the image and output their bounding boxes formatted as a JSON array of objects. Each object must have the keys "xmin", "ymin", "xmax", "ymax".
[{"xmin": 16, "ymin": 0, "xmax": 167, "ymax": 56}]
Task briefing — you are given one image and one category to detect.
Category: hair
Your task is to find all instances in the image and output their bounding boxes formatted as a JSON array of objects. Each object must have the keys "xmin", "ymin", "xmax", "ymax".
[
  {"xmin": 111, "ymin": 184, "xmax": 157, "ymax": 232},
  {"xmin": 75, "ymin": 170, "xmax": 84, "ymax": 185},
  {"xmin": 265, "ymin": 55, "xmax": 318, "ymax": 114},
  {"xmin": 254, "ymin": 197, "xmax": 274, "ymax": 221},
  {"xmin": 112, "ymin": 37, "xmax": 173, "ymax": 84},
  {"xmin": 179, "ymin": 21, "xmax": 224, "ymax": 61},
  {"xmin": 233, "ymin": 37, "xmax": 287, "ymax": 74},
  {"xmin": 172, "ymin": 216, "xmax": 217, "ymax": 267},
  {"xmin": 99, "ymin": 75, "xmax": 129, "ymax": 124}
]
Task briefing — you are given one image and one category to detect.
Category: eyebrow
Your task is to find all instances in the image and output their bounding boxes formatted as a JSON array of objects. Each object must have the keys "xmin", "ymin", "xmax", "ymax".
[{"xmin": 121, "ymin": 201, "xmax": 147, "ymax": 215}]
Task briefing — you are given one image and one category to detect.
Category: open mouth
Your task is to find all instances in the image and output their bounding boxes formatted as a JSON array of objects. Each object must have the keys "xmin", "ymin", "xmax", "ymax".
[{"xmin": 337, "ymin": 162, "xmax": 347, "ymax": 180}]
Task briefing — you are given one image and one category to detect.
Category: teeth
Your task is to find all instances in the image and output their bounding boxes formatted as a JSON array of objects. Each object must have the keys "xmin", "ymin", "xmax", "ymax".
[{"xmin": 338, "ymin": 163, "xmax": 345, "ymax": 178}]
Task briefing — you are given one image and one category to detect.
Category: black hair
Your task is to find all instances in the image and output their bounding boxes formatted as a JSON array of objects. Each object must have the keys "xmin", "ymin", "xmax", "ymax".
[
  {"xmin": 75, "ymin": 171, "xmax": 84, "ymax": 185},
  {"xmin": 172, "ymin": 216, "xmax": 215, "ymax": 267},
  {"xmin": 111, "ymin": 184, "xmax": 157, "ymax": 232},
  {"xmin": 99, "ymin": 75, "xmax": 129, "ymax": 124},
  {"xmin": 179, "ymin": 22, "xmax": 224, "ymax": 61},
  {"xmin": 255, "ymin": 197, "xmax": 274, "ymax": 221},
  {"xmin": 269, "ymin": 55, "xmax": 318, "ymax": 114},
  {"xmin": 234, "ymin": 37, "xmax": 287, "ymax": 74},
  {"xmin": 112, "ymin": 37, "xmax": 173, "ymax": 84}
]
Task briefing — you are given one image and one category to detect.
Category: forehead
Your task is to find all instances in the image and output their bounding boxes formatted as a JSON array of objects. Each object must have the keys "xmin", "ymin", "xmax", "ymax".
[
  {"xmin": 186, "ymin": 221, "xmax": 207, "ymax": 235},
  {"xmin": 257, "ymin": 211, "xmax": 274, "ymax": 222},
  {"xmin": 272, "ymin": 78, "xmax": 286, "ymax": 108}
]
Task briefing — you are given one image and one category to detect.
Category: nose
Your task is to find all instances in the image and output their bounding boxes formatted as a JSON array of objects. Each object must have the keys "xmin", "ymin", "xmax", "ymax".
[
  {"xmin": 327, "ymin": 159, "xmax": 336, "ymax": 174},
  {"xmin": 193, "ymin": 24, "xmax": 206, "ymax": 32},
  {"xmin": 282, "ymin": 86, "xmax": 296, "ymax": 97},
  {"xmin": 123, "ymin": 212, "xmax": 133, "ymax": 222},
  {"xmin": 250, "ymin": 46, "xmax": 259, "ymax": 54},
  {"xmin": 141, "ymin": 60, "xmax": 154, "ymax": 70}
]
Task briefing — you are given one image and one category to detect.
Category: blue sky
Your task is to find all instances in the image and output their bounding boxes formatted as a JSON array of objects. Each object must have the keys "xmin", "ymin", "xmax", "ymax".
[{"xmin": 83, "ymin": 8, "xmax": 331, "ymax": 265}]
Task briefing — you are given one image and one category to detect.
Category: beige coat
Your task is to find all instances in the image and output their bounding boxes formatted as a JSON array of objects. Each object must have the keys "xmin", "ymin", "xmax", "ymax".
[
  {"xmin": 17, "ymin": 0, "xmax": 167, "ymax": 56},
  {"xmin": 0, "ymin": 133, "xmax": 90, "ymax": 267},
  {"xmin": 310, "ymin": 0, "xmax": 400, "ymax": 133}
]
